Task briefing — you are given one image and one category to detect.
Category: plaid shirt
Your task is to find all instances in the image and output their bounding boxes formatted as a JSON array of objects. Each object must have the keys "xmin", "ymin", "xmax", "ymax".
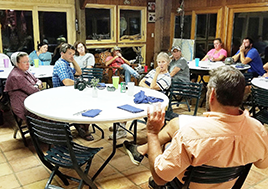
[{"xmin": 52, "ymin": 58, "xmax": 75, "ymax": 87}]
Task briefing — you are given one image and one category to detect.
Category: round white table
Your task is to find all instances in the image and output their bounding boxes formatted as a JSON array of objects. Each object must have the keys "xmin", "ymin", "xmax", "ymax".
[
  {"xmin": 0, "ymin": 66, "xmax": 54, "ymax": 91},
  {"xmin": 0, "ymin": 65, "xmax": 54, "ymax": 79},
  {"xmin": 252, "ymin": 77, "xmax": 268, "ymax": 90},
  {"xmin": 188, "ymin": 60, "xmax": 251, "ymax": 72},
  {"xmin": 24, "ymin": 85, "xmax": 169, "ymax": 180},
  {"xmin": 189, "ymin": 61, "xmax": 250, "ymax": 107},
  {"xmin": 24, "ymin": 85, "xmax": 169, "ymax": 124}
]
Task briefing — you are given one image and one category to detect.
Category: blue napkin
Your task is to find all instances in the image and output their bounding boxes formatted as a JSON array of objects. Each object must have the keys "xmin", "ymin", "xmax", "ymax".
[
  {"xmin": 117, "ymin": 104, "xmax": 144, "ymax": 113},
  {"xmin": 98, "ymin": 83, "xmax": 106, "ymax": 87},
  {"xmin": 134, "ymin": 90, "xmax": 164, "ymax": 104},
  {"xmin": 82, "ymin": 109, "xmax": 102, "ymax": 117}
]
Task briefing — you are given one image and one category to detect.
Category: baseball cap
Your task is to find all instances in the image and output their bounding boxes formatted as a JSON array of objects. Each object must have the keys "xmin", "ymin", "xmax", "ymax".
[{"xmin": 171, "ymin": 46, "xmax": 181, "ymax": 52}]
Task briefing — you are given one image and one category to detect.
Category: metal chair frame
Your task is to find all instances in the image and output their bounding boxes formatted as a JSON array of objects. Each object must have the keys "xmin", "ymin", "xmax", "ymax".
[
  {"xmin": 168, "ymin": 163, "xmax": 252, "ymax": 189},
  {"xmin": 168, "ymin": 81, "xmax": 202, "ymax": 116},
  {"xmin": 27, "ymin": 116, "xmax": 102, "ymax": 189}
]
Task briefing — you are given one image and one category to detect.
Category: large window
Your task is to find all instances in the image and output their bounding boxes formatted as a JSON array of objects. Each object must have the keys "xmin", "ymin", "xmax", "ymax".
[
  {"xmin": 0, "ymin": 10, "xmax": 33, "ymax": 55},
  {"xmin": 195, "ymin": 13, "xmax": 217, "ymax": 58},
  {"xmin": 232, "ymin": 11, "xmax": 268, "ymax": 56},
  {"xmin": 85, "ymin": 8, "xmax": 111, "ymax": 40},
  {"xmin": 85, "ymin": 4, "xmax": 116, "ymax": 44},
  {"xmin": 174, "ymin": 14, "xmax": 192, "ymax": 39},
  {"xmin": 38, "ymin": 11, "xmax": 67, "ymax": 53},
  {"xmin": 118, "ymin": 6, "xmax": 146, "ymax": 42}
]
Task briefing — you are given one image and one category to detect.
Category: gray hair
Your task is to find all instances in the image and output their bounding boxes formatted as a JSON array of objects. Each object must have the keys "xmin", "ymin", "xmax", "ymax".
[
  {"xmin": 208, "ymin": 65, "xmax": 245, "ymax": 107},
  {"xmin": 156, "ymin": 52, "xmax": 170, "ymax": 63},
  {"xmin": 11, "ymin": 52, "xmax": 28, "ymax": 66}
]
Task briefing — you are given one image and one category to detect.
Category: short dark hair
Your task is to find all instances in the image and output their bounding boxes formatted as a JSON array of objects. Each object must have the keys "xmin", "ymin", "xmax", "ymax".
[
  {"xmin": 73, "ymin": 41, "xmax": 87, "ymax": 56},
  {"xmin": 208, "ymin": 66, "xmax": 245, "ymax": 107},
  {"xmin": 244, "ymin": 37, "xmax": 254, "ymax": 44},
  {"xmin": 37, "ymin": 41, "xmax": 48, "ymax": 50},
  {"xmin": 60, "ymin": 43, "xmax": 75, "ymax": 53},
  {"xmin": 214, "ymin": 38, "xmax": 222, "ymax": 43}
]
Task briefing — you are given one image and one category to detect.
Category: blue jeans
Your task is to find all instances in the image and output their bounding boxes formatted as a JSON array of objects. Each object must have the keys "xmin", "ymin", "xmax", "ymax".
[{"xmin": 121, "ymin": 64, "xmax": 139, "ymax": 84}]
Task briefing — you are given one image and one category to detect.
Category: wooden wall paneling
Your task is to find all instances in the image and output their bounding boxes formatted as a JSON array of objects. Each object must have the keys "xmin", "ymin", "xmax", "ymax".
[
  {"xmin": 216, "ymin": 8, "xmax": 223, "ymax": 38},
  {"xmin": 190, "ymin": 11, "xmax": 196, "ymax": 40},
  {"xmin": 222, "ymin": 6, "xmax": 229, "ymax": 50},
  {"xmin": 154, "ymin": 0, "xmax": 172, "ymax": 53},
  {"xmin": 32, "ymin": 6, "xmax": 40, "ymax": 50},
  {"xmin": 169, "ymin": 12, "xmax": 175, "ymax": 50}
]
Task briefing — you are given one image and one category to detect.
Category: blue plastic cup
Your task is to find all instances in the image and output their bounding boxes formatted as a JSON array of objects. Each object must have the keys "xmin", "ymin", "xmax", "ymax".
[{"xmin": 195, "ymin": 58, "xmax": 200, "ymax": 67}]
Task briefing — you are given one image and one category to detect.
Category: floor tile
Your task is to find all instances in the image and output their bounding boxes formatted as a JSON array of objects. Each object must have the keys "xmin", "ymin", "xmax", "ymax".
[
  {"xmin": 9, "ymin": 155, "xmax": 41, "ymax": 172},
  {"xmin": 0, "ymin": 174, "xmax": 20, "ymax": 189},
  {"xmin": 0, "ymin": 162, "xmax": 13, "ymax": 176},
  {"xmin": 4, "ymin": 147, "xmax": 33, "ymax": 161},
  {"xmin": 15, "ymin": 165, "xmax": 50, "ymax": 185}
]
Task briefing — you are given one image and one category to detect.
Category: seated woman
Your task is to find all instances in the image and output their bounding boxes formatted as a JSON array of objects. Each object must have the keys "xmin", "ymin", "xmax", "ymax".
[
  {"xmin": 29, "ymin": 42, "xmax": 52, "ymax": 65},
  {"xmin": 4, "ymin": 52, "xmax": 43, "ymax": 120},
  {"xmin": 105, "ymin": 46, "xmax": 140, "ymax": 84},
  {"xmin": 169, "ymin": 46, "xmax": 190, "ymax": 83},
  {"xmin": 201, "ymin": 38, "xmax": 227, "ymax": 61},
  {"xmin": 139, "ymin": 52, "xmax": 171, "ymax": 92},
  {"xmin": 74, "ymin": 41, "xmax": 95, "ymax": 69}
]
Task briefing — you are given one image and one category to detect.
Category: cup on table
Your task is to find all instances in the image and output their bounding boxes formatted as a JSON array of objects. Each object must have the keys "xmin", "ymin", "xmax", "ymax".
[
  {"xmin": 34, "ymin": 59, "xmax": 39, "ymax": 68},
  {"xmin": 195, "ymin": 58, "xmax": 200, "ymax": 67},
  {"xmin": 3, "ymin": 58, "xmax": 9, "ymax": 68},
  {"xmin": 127, "ymin": 82, "xmax": 135, "ymax": 96},
  {"xmin": 112, "ymin": 76, "xmax": 119, "ymax": 89},
  {"xmin": 144, "ymin": 65, "xmax": 148, "ymax": 73}
]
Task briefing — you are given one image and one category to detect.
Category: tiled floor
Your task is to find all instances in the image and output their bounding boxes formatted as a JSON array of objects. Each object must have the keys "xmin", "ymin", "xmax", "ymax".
[{"xmin": 1, "ymin": 102, "xmax": 268, "ymax": 189}]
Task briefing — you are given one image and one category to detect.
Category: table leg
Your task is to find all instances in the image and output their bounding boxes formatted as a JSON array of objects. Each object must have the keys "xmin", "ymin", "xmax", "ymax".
[{"xmin": 92, "ymin": 121, "xmax": 138, "ymax": 180}]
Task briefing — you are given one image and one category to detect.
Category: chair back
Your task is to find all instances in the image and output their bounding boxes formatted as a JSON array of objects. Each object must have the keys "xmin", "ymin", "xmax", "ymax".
[
  {"xmin": 82, "ymin": 68, "xmax": 103, "ymax": 84},
  {"xmin": 243, "ymin": 72, "xmax": 253, "ymax": 86},
  {"xmin": 168, "ymin": 163, "xmax": 252, "ymax": 189},
  {"xmin": 180, "ymin": 164, "xmax": 252, "ymax": 189},
  {"xmin": 27, "ymin": 116, "xmax": 101, "ymax": 189},
  {"xmin": 251, "ymin": 84, "xmax": 268, "ymax": 124},
  {"xmin": 168, "ymin": 81, "xmax": 202, "ymax": 116}
]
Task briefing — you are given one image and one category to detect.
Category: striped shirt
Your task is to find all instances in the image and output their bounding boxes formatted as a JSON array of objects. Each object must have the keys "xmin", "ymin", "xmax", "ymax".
[{"xmin": 144, "ymin": 69, "xmax": 171, "ymax": 91}]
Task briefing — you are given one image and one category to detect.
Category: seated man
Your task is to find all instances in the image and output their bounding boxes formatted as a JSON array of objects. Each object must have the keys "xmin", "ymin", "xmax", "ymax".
[
  {"xmin": 52, "ymin": 43, "xmax": 82, "ymax": 87},
  {"xmin": 169, "ymin": 46, "xmax": 190, "ymax": 83},
  {"xmin": 123, "ymin": 66, "xmax": 268, "ymax": 188},
  {"xmin": 52, "ymin": 43, "xmax": 93, "ymax": 141},
  {"xmin": 232, "ymin": 37, "xmax": 265, "ymax": 77},
  {"xmin": 105, "ymin": 46, "xmax": 140, "ymax": 84}
]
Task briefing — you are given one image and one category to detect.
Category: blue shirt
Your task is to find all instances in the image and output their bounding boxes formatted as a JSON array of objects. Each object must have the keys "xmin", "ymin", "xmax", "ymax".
[
  {"xmin": 52, "ymin": 58, "xmax": 75, "ymax": 87},
  {"xmin": 29, "ymin": 50, "xmax": 52, "ymax": 66},
  {"xmin": 236, "ymin": 48, "xmax": 265, "ymax": 76}
]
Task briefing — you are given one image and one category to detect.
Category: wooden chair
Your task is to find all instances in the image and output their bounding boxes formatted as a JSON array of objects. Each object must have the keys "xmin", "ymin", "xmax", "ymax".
[
  {"xmin": 96, "ymin": 50, "xmax": 138, "ymax": 84},
  {"xmin": 27, "ymin": 116, "xmax": 102, "ymax": 189},
  {"xmin": 251, "ymin": 84, "xmax": 268, "ymax": 124},
  {"xmin": 167, "ymin": 81, "xmax": 202, "ymax": 116},
  {"xmin": 165, "ymin": 163, "xmax": 252, "ymax": 189}
]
